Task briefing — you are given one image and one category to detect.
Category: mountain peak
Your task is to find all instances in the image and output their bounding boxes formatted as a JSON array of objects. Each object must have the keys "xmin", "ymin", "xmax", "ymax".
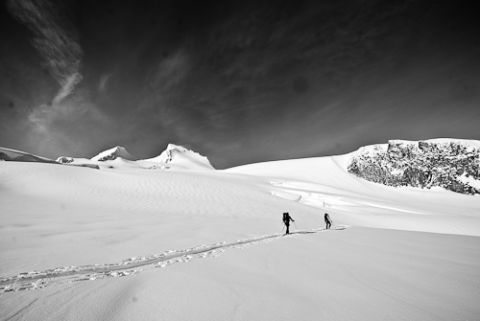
[
  {"xmin": 91, "ymin": 146, "xmax": 134, "ymax": 161},
  {"xmin": 165, "ymin": 143, "xmax": 188, "ymax": 153},
  {"xmin": 140, "ymin": 143, "xmax": 214, "ymax": 170}
]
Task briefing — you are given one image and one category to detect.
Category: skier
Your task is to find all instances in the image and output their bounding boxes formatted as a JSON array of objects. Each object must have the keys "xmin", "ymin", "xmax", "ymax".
[
  {"xmin": 283, "ymin": 212, "xmax": 295, "ymax": 234},
  {"xmin": 324, "ymin": 213, "xmax": 332, "ymax": 229}
]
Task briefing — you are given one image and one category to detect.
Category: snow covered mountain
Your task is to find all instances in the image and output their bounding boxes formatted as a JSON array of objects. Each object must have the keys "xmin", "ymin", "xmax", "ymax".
[
  {"xmin": 138, "ymin": 143, "xmax": 214, "ymax": 170},
  {"xmin": 3, "ymin": 140, "xmax": 479, "ymax": 188},
  {"xmin": 347, "ymin": 139, "xmax": 480, "ymax": 194},
  {"xmin": 55, "ymin": 144, "xmax": 214, "ymax": 170},
  {"xmin": 91, "ymin": 146, "xmax": 135, "ymax": 161},
  {"xmin": 56, "ymin": 146, "xmax": 135, "ymax": 169}
]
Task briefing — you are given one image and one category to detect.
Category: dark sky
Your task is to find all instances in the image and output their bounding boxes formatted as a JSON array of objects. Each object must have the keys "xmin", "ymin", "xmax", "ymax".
[{"xmin": 1, "ymin": 0, "xmax": 479, "ymax": 168}]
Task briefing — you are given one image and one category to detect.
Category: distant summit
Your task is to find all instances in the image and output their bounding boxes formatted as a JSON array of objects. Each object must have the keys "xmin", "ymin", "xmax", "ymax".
[
  {"xmin": 139, "ymin": 143, "xmax": 214, "ymax": 170},
  {"xmin": 91, "ymin": 146, "xmax": 134, "ymax": 162},
  {"xmin": 55, "ymin": 143, "xmax": 214, "ymax": 171}
]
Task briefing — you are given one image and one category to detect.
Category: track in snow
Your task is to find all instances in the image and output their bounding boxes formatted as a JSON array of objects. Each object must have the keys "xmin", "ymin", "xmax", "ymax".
[{"xmin": 0, "ymin": 226, "xmax": 348, "ymax": 294}]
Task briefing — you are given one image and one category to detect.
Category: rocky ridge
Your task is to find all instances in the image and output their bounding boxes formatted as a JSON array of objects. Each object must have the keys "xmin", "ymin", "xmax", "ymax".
[{"xmin": 347, "ymin": 139, "xmax": 480, "ymax": 194}]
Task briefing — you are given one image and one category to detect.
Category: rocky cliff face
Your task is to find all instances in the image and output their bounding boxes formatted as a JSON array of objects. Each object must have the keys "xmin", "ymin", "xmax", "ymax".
[{"xmin": 347, "ymin": 140, "xmax": 480, "ymax": 194}]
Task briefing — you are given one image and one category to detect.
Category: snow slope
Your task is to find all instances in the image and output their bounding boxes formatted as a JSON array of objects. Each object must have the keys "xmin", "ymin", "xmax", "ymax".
[
  {"xmin": 228, "ymin": 154, "xmax": 480, "ymax": 236},
  {"xmin": 342, "ymin": 138, "xmax": 480, "ymax": 156},
  {"xmin": 0, "ymin": 147, "xmax": 56, "ymax": 163},
  {"xmin": 1, "ymin": 146, "xmax": 479, "ymax": 320},
  {"xmin": 388, "ymin": 137, "xmax": 480, "ymax": 149}
]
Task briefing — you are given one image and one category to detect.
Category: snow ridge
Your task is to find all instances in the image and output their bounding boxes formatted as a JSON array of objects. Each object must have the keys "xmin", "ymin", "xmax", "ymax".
[
  {"xmin": 91, "ymin": 146, "xmax": 134, "ymax": 161},
  {"xmin": 23, "ymin": 143, "xmax": 214, "ymax": 171},
  {"xmin": 140, "ymin": 143, "xmax": 214, "ymax": 170},
  {"xmin": 0, "ymin": 147, "xmax": 56, "ymax": 163}
]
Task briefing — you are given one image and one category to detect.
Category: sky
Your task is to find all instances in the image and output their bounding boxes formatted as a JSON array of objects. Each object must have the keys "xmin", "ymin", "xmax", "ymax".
[{"xmin": 0, "ymin": 0, "xmax": 479, "ymax": 168}]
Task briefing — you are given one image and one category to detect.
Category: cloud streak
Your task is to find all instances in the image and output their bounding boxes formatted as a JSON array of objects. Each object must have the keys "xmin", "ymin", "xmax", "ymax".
[{"xmin": 8, "ymin": 0, "xmax": 83, "ymax": 105}]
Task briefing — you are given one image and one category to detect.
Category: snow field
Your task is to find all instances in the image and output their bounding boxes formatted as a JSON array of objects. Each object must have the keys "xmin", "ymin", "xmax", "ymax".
[
  {"xmin": 1, "ymin": 149, "xmax": 480, "ymax": 321},
  {"xmin": 228, "ymin": 155, "xmax": 480, "ymax": 236},
  {"xmin": 2, "ymin": 227, "xmax": 479, "ymax": 321}
]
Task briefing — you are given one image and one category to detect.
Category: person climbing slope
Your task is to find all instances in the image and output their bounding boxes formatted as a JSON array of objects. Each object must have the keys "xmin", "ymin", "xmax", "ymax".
[
  {"xmin": 324, "ymin": 212, "xmax": 332, "ymax": 229},
  {"xmin": 282, "ymin": 212, "xmax": 295, "ymax": 234}
]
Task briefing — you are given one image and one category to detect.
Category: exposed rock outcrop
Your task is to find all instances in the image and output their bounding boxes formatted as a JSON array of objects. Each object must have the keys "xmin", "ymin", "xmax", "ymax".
[{"xmin": 348, "ymin": 139, "xmax": 480, "ymax": 194}]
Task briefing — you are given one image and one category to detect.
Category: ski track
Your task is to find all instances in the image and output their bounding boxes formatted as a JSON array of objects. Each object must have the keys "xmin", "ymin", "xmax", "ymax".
[{"xmin": 0, "ymin": 226, "xmax": 348, "ymax": 294}]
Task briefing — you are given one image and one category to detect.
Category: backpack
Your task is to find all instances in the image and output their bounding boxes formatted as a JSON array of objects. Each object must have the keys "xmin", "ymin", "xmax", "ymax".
[{"xmin": 324, "ymin": 213, "xmax": 331, "ymax": 222}]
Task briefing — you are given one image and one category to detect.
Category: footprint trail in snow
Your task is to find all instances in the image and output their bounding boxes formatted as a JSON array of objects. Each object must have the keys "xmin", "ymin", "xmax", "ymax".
[{"xmin": 0, "ymin": 226, "xmax": 348, "ymax": 294}]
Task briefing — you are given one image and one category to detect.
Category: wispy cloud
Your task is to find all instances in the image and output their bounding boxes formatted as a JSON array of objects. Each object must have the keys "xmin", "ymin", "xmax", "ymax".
[
  {"xmin": 52, "ymin": 72, "xmax": 82, "ymax": 105},
  {"xmin": 8, "ymin": 0, "xmax": 83, "ymax": 105},
  {"xmin": 25, "ymin": 92, "xmax": 111, "ymax": 157},
  {"xmin": 98, "ymin": 73, "xmax": 111, "ymax": 93},
  {"xmin": 149, "ymin": 50, "xmax": 190, "ymax": 93}
]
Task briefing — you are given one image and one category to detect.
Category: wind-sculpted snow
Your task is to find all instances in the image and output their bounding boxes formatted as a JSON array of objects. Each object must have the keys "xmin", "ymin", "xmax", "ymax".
[
  {"xmin": 0, "ymin": 147, "xmax": 56, "ymax": 163},
  {"xmin": 348, "ymin": 139, "xmax": 480, "ymax": 194},
  {"xmin": 0, "ymin": 227, "xmax": 346, "ymax": 294}
]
